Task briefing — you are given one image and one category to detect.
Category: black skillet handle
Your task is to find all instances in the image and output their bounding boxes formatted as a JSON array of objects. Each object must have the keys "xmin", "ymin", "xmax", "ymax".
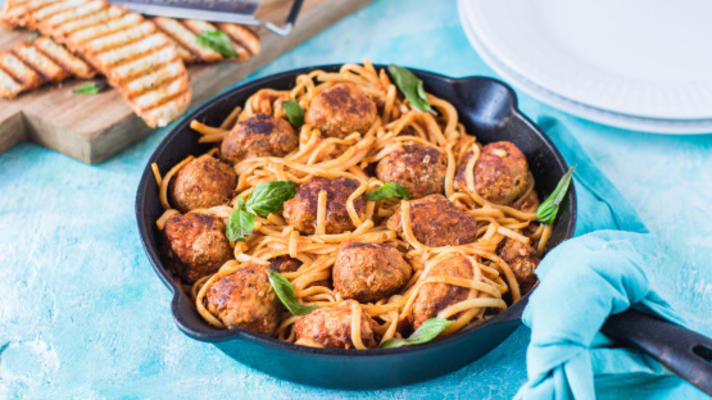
[{"xmin": 601, "ymin": 309, "xmax": 712, "ymax": 396}]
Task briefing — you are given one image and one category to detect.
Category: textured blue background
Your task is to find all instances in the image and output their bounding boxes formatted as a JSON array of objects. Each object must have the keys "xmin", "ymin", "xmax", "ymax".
[{"xmin": 1, "ymin": 1, "xmax": 711, "ymax": 399}]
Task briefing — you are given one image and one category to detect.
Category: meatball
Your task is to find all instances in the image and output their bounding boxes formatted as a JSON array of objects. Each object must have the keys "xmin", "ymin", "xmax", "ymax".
[
  {"xmin": 220, "ymin": 113, "xmax": 298, "ymax": 163},
  {"xmin": 376, "ymin": 141, "xmax": 447, "ymax": 198},
  {"xmin": 305, "ymin": 83, "xmax": 377, "ymax": 138},
  {"xmin": 294, "ymin": 300, "xmax": 378, "ymax": 349},
  {"xmin": 409, "ymin": 253, "xmax": 474, "ymax": 330},
  {"xmin": 496, "ymin": 238, "xmax": 540, "ymax": 294},
  {"xmin": 454, "ymin": 141, "xmax": 532, "ymax": 205},
  {"xmin": 205, "ymin": 262, "xmax": 282, "ymax": 334},
  {"xmin": 333, "ymin": 243, "xmax": 412, "ymax": 302},
  {"xmin": 283, "ymin": 177, "xmax": 366, "ymax": 235},
  {"xmin": 387, "ymin": 194, "xmax": 478, "ymax": 247},
  {"xmin": 170, "ymin": 154, "xmax": 237, "ymax": 212},
  {"xmin": 163, "ymin": 212, "xmax": 233, "ymax": 283},
  {"xmin": 512, "ymin": 182, "xmax": 539, "ymax": 212},
  {"xmin": 270, "ymin": 255, "xmax": 331, "ymax": 288},
  {"xmin": 269, "ymin": 255, "xmax": 303, "ymax": 273}
]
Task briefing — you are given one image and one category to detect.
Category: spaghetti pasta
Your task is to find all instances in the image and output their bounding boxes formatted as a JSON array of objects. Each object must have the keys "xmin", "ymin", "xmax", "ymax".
[{"xmin": 153, "ymin": 61, "xmax": 550, "ymax": 349}]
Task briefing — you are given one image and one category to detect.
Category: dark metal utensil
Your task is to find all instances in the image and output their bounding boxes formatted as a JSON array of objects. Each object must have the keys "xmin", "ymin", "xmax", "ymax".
[
  {"xmin": 602, "ymin": 309, "xmax": 712, "ymax": 396},
  {"xmin": 111, "ymin": 0, "xmax": 305, "ymax": 36}
]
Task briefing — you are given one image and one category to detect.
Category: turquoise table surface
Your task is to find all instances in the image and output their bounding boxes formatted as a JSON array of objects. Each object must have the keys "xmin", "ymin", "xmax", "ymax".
[{"xmin": 1, "ymin": 1, "xmax": 711, "ymax": 399}]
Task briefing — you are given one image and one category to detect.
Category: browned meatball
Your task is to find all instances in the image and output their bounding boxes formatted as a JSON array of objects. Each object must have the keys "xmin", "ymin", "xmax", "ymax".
[
  {"xmin": 269, "ymin": 255, "xmax": 302, "ymax": 273},
  {"xmin": 454, "ymin": 141, "xmax": 532, "ymax": 205},
  {"xmin": 513, "ymin": 183, "xmax": 540, "ymax": 212},
  {"xmin": 169, "ymin": 154, "xmax": 237, "ymax": 212},
  {"xmin": 305, "ymin": 83, "xmax": 377, "ymax": 138},
  {"xmin": 205, "ymin": 262, "xmax": 282, "ymax": 334},
  {"xmin": 496, "ymin": 238, "xmax": 540, "ymax": 294},
  {"xmin": 270, "ymin": 255, "xmax": 331, "ymax": 288},
  {"xmin": 409, "ymin": 253, "xmax": 474, "ymax": 330},
  {"xmin": 387, "ymin": 194, "xmax": 478, "ymax": 247},
  {"xmin": 220, "ymin": 113, "xmax": 298, "ymax": 163},
  {"xmin": 163, "ymin": 212, "xmax": 233, "ymax": 283},
  {"xmin": 375, "ymin": 141, "xmax": 447, "ymax": 198},
  {"xmin": 283, "ymin": 177, "xmax": 366, "ymax": 234},
  {"xmin": 333, "ymin": 243, "xmax": 412, "ymax": 302},
  {"xmin": 294, "ymin": 300, "xmax": 378, "ymax": 349}
]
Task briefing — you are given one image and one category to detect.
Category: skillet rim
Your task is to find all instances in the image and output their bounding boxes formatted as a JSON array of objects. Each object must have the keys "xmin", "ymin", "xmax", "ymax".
[{"xmin": 135, "ymin": 64, "xmax": 577, "ymax": 357}]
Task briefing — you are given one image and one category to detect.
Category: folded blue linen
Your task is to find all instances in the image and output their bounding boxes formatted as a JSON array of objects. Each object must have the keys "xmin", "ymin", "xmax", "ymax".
[{"xmin": 514, "ymin": 118, "xmax": 705, "ymax": 399}]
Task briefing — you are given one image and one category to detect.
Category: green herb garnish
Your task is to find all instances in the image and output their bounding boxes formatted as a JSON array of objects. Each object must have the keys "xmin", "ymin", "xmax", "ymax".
[
  {"xmin": 226, "ymin": 198, "xmax": 255, "ymax": 242},
  {"xmin": 387, "ymin": 64, "xmax": 431, "ymax": 112},
  {"xmin": 380, "ymin": 318, "xmax": 453, "ymax": 348},
  {"xmin": 27, "ymin": 32, "xmax": 39, "ymax": 42},
  {"xmin": 282, "ymin": 100, "xmax": 305, "ymax": 129},
  {"xmin": 245, "ymin": 181, "xmax": 297, "ymax": 217},
  {"xmin": 196, "ymin": 30, "xmax": 238, "ymax": 58},
  {"xmin": 536, "ymin": 166, "xmax": 576, "ymax": 225},
  {"xmin": 363, "ymin": 182, "xmax": 409, "ymax": 201},
  {"xmin": 73, "ymin": 81, "xmax": 106, "ymax": 95},
  {"xmin": 226, "ymin": 181, "xmax": 296, "ymax": 241},
  {"xmin": 267, "ymin": 269, "xmax": 317, "ymax": 315}
]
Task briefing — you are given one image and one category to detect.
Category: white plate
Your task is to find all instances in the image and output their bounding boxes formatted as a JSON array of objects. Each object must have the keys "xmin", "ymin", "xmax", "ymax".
[
  {"xmin": 458, "ymin": 0, "xmax": 712, "ymax": 134},
  {"xmin": 459, "ymin": 0, "xmax": 712, "ymax": 120}
]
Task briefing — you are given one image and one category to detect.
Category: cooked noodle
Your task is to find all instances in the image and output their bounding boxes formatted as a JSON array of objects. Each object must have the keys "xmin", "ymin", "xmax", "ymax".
[{"xmin": 151, "ymin": 61, "xmax": 548, "ymax": 348}]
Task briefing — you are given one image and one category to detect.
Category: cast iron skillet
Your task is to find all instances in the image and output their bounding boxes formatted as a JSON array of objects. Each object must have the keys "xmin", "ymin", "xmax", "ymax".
[{"xmin": 136, "ymin": 65, "xmax": 712, "ymax": 392}]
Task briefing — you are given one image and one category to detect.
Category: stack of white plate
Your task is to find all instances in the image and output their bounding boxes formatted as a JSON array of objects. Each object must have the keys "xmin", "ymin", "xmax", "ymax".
[{"xmin": 458, "ymin": 0, "xmax": 712, "ymax": 134}]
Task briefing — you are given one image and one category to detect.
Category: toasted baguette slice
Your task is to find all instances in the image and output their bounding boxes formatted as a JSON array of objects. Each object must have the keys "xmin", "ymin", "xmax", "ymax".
[
  {"xmin": 4, "ymin": 0, "xmax": 192, "ymax": 128},
  {"xmin": 152, "ymin": 16, "xmax": 222, "ymax": 62},
  {"xmin": 38, "ymin": 0, "xmax": 107, "ymax": 37},
  {"xmin": 1, "ymin": 0, "xmax": 50, "ymax": 27},
  {"xmin": 13, "ymin": 41, "xmax": 69, "ymax": 82},
  {"xmin": 33, "ymin": 36, "xmax": 95, "ymax": 78},
  {"xmin": 0, "ymin": 36, "xmax": 95, "ymax": 98},
  {"xmin": 0, "ymin": 66, "xmax": 24, "ymax": 98},
  {"xmin": 164, "ymin": 35, "xmax": 196, "ymax": 64},
  {"xmin": 56, "ymin": 5, "xmax": 127, "ymax": 42},
  {"xmin": 182, "ymin": 19, "xmax": 250, "ymax": 62},
  {"xmin": 0, "ymin": 50, "xmax": 43, "ymax": 91},
  {"xmin": 216, "ymin": 23, "xmax": 260, "ymax": 56}
]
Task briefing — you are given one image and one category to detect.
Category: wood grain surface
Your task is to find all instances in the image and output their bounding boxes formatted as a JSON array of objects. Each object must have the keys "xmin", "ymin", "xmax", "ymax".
[{"xmin": 0, "ymin": 0, "xmax": 371, "ymax": 163}]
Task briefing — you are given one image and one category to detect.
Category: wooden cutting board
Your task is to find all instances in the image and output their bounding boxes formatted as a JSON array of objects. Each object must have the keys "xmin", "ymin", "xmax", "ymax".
[{"xmin": 0, "ymin": 0, "xmax": 371, "ymax": 163}]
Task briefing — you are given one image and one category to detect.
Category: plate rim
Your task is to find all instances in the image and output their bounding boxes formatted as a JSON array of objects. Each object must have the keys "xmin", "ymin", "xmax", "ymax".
[
  {"xmin": 460, "ymin": 0, "xmax": 712, "ymax": 122},
  {"xmin": 458, "ymin": 0, "xmax": 712, "ymax": 135}
]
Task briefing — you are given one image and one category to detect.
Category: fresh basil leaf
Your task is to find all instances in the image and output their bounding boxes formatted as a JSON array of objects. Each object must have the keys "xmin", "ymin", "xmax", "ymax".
[
  {"xmin": 536, "ymin": 165, "xmax": 576, "ymax": 225},
  {"xmin": 282, "ymin": 100, "xmax": 305, "ymax": 128},
  {"xmin": 196, "ymin": 30, "xmax": 238, "ymax": 58},
  {"xmin": 267, "ymin": 269, "xmax": 317, "ymax": 315},
  {"xmin": 27, "ymin": 32, "xmax": 39, "ymax": 42},
  {"xmin": 245, "ymin": 181, "xmax": 296, "ymax": 217},
  {"xmin": 73, "ymin": 81, "xmax": 106, "ymax": 95},
  {"xmin": 387, "ymin": 64, "xmax": 431, "ymax": 112},
  {"xmin": 363, "ymin": 182, "xmax": 409, "ymax": 201},
  {"xmin": 380, "ymin": 318, "xmax": 453, "ymax": 348},
  {"xmin": 226, "ymin": 206, "xmax": 255, "ymax": 242}
]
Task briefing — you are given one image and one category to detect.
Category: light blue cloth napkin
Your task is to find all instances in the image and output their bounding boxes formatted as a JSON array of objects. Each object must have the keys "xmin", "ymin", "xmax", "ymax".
[{"xmin": 514, "ymin": 118, "xmax": 702, "ymax": 400}]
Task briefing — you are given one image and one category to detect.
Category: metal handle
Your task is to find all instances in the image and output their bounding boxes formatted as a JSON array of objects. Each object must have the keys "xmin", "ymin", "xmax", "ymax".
[
  {"xmin": 601, "ymin": 309, "xmax": 712, "ymax": 396},
  {"xmin": 264, "ymin": 0, "xmax": 304, "ymax": 36}
]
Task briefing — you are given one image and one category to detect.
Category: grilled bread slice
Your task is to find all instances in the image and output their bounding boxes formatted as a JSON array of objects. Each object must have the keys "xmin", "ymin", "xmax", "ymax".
[
  {"xmin": 0, "ymin": 36, "xmax": 95, "ymax": 98},
  {"xmin": 0, "ymin": 65, "xmax": 24, "ymax": 98},
  {"xmin": 153, "ymin": 17, "xmax": 258, "ymax": 64},
  {"xmin": 181, "ymin": 19, "xmax": 250, "ymax": 62},
  {"xmin": 152, "ymin": 16, "xmax": 223, "ymax": 63},
  {"xmin": 12, "ymin": 41, "xmax": 70, "ymax": 82},
  {"xmin": 33, "ymin": 36, "xmax": 95, "ymax": 78},
  {"xmin": 2, "ymin": 0, "xmax": 192, "ymax": 128},
  {"xmin": 0, "ymin": 50, "xmax": 44, "ymax": 92},
  {"xmin": 216, "ymin": 22, "xmax": 261, "ymax": 57}
]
